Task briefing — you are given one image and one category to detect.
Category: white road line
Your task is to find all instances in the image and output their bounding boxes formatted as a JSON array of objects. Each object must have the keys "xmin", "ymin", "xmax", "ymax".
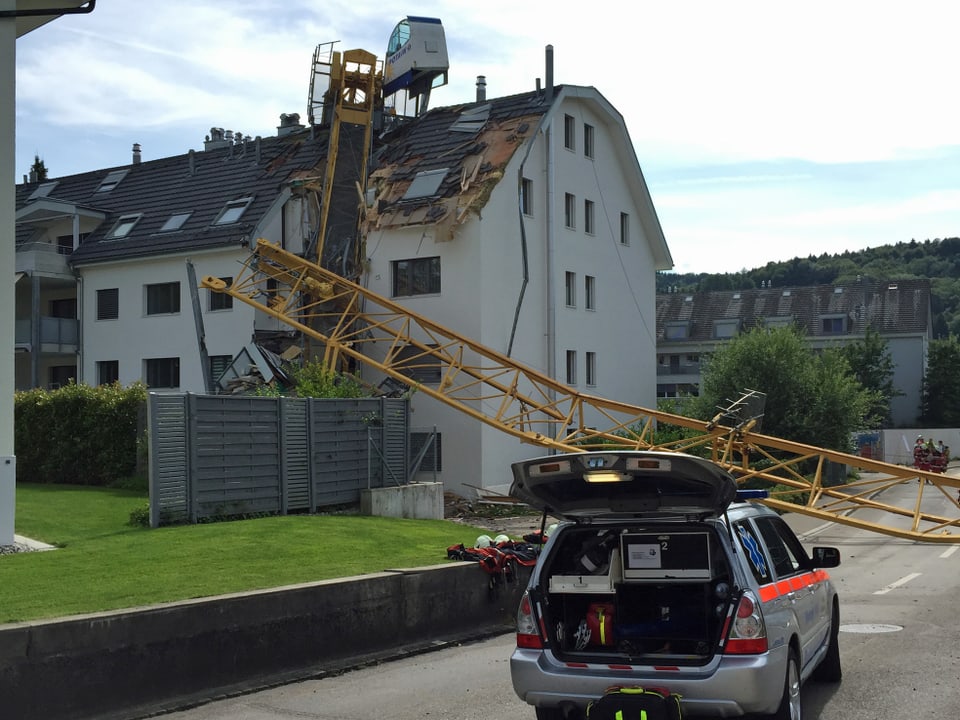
[
  {"xmin": 874, "ymin": 572, "xmax": 922, "ymax": 595},
  {"xmin": 940, "ymin": 545, "xmax": 959, "ymax": 559}
]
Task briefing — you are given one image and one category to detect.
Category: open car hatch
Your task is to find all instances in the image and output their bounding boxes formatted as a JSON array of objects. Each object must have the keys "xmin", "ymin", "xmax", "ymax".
[{"xmin": 509, "ymin": 450, "xmax": 739, "ymax": 520}]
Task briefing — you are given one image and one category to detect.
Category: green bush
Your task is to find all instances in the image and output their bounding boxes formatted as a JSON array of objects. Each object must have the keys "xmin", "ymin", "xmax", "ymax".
[{"xmin": 14, "ymin": 381, "xmax": 147, "ymax": 486}]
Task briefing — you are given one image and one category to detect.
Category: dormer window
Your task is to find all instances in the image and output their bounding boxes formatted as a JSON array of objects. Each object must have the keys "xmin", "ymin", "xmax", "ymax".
[
  {"xmin": 96, "ymin": 169, "xmax": 129, "ymax": 193},
  {"xmin": 714, "ymin": 319, "xmax": 740, "ymax": 339},
  {"xmin": 107, "ymin": 213, "xmax": 142, "ymax": 239},
  {"xmin": 664, "ymin": 321, "xmax": 690, "ymax": 340},
  {"xmin": 214, "ymin": 197, "xmax": 252, "ymax": 225},
  {"xmin": 821, "ymin": 315, "xmax": 847, "ymax": 335}
]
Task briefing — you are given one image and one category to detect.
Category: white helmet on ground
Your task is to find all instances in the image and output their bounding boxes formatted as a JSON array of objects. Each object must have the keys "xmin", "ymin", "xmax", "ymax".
[
  {"xmin": 494, "ymin": 534, "xmax": 510, "ymax": 545},
  {"xmin": 475, "ymin": 534, "xmax": 493, "ymax": 548}
]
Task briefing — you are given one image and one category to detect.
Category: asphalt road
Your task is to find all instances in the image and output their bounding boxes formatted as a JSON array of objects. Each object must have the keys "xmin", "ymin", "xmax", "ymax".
[{"xmin": 162, "ymin": 484, "xmax": 960, "ymax": 720}]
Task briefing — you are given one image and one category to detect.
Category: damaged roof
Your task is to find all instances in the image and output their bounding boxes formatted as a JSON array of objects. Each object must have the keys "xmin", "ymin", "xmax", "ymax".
[
  {"xmin": 364, "ymin": 88, "xmax": 554, "ymax": 240},
  {"xmin": 656, "ymin": 279, "xmax": 932, "ymax": 341}
]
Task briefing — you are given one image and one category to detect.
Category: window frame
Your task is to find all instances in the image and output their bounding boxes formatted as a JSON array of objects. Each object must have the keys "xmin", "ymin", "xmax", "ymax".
[
  {"xmin": 565, "ymin": 271, "xmax": 576, "ymax": 307},
  {"xmin": 563, "ymin": 114, "xmax": 575, "ymax": 150},
  {"xmin": 107, "ymin": 213, "xmax": 142, "ymax": 239},
  {"xmin": 208, "ymin": 277, "xmax": 233, "ymax": 311},
  {"xmin": 97, "ymin": 360, "xmax": 119, "ymax": 386},
  {"xmin": 392, "ymin": 257, "xmax": 441, "ymax": 297},
  {"xmin": 565, "ymin": 350, "xmax": 577, "ymax": 385},
  {"xmin": 145, "ymin": 282, "xmax": 181, "ymax": 316},
  {"xmin": 584, "ymin": 123, "xmax": 595, "ymax": 159},
  {"xmin": 145, "ymin": 357, "xmax": 181, "ymax": 389},
  {"xmin": 584, "ymin": 198, "xmax": 595, "ymax": 235},
  {"xmin": 585, "ymin": 351, "xmax": 597, "ymax": 387},
  {"xmin": 213, "ymin": 197, "xmax": 253, "ymax": 226},
  {"xmin": 585, "ymin": 275, "xmax": 596, "ymax": 310},
  {"xmin": 564, "ymin": 193, "xmax": 576, "ymax": 229},
  {"xmin": 520, "ymin": 177, "xmax": 533, "ymax": 216},
  {"xmin": 96, "ymin": 288, "xmax": 119, "ymax": 320},
  {"xmin": 620, "ymin": 212, "xmax": 630, "ymax": 245}
]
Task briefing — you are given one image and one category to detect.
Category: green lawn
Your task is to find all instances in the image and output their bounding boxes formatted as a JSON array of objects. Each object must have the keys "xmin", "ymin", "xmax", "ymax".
[{"xmin": 0, "ymin": 484, "xmax": 494, "ymax": 625}]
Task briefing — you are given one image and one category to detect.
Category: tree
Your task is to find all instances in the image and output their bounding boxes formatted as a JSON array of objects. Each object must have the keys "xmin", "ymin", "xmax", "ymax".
[
  {"xmin": 839, "ymin": 327, "xmax": 899, "ymax": 428},
  {"xmin": 29, "ymin": 154, "xmax": 48, "ymax": 182},
  {"xmin": 689, "ymin": 326, "xmax": 872, "ymax": 451},
  {"xmin": 920, "ymin": 337, "xmax": 960, "ymax": 426}
]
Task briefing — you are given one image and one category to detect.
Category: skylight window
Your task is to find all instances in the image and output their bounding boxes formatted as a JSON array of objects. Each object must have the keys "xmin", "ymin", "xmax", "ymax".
[
  {"xmin": 28, "ymin": 181, "xmax": 58, "ymax": 200},
  {"xmin": 107, "ymin": 214, "xmax": 142, "ymax": 239},
  {"xmin": 160, "ymin": 212, "xmax": 191, "ymax": 232},
  {"xmin": 402, "ymin": 169, "xmax": 448, "ymax": 200},
  {"xmin": 214, "ymin": 197, "xmax": 253, "ymax": 225},
  {"xmin": 96, "ymin": 169, "xmax": 129, "ymax": 193}
]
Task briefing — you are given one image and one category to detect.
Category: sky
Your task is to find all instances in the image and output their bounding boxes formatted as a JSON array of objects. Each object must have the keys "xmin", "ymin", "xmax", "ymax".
[{"xmin": 12, "ymin": 0, "xmax": 960, "ymax": 274}]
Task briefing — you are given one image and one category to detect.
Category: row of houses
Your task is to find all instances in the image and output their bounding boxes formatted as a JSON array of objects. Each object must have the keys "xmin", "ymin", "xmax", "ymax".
[{"xmin": 13, "ymin": 67, "xmax": 932, "ymax": 497}]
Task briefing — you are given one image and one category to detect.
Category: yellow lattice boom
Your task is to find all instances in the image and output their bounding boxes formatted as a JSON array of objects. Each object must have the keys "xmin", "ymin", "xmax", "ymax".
[{"xmin": 202, "ymin": 239, "xmax": 960, "ymax": 543}]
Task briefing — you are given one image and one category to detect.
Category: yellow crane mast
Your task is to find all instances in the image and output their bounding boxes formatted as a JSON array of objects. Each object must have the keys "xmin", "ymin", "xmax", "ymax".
[{"xmin": 202, "ymin": 241, "xmax": 960, "ymax": 544}]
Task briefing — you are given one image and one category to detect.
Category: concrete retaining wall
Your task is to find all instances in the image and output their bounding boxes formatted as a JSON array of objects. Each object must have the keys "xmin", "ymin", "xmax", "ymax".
[{"xmin": 0, "ymin": 562, "xmax": 528, "ymax": 720}]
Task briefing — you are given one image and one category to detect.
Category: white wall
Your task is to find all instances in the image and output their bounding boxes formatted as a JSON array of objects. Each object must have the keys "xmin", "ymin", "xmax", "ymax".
[{"xmin": 78, "ymin": 248, "xmax": 255, "ymax": 391}]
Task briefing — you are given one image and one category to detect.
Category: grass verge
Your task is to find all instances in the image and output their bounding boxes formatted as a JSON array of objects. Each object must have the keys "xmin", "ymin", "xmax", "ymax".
[{"xmin": 1, "ymin": 483, "xmax": 494, "ymax": 625}]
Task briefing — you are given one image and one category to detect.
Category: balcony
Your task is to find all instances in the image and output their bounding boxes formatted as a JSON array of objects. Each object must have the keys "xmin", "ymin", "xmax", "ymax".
[
  {"xmin": 15, "ymin": 241, "xmax": 72, "ymax": 276},
  {"xmin": 14, "ymin": 316, "xmax": 79, "ymax": 353}
]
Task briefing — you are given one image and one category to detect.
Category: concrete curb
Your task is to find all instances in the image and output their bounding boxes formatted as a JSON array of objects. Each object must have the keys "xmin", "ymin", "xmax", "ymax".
[{"xmin": 0, "ymin": 562, "xmax": 529, "ymax": 720}]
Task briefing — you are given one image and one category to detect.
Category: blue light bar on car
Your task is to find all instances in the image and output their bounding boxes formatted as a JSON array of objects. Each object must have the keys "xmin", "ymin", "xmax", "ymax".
[{"xmin": 736, "ymin": 489, "xmax": 770, "ymax": 500}]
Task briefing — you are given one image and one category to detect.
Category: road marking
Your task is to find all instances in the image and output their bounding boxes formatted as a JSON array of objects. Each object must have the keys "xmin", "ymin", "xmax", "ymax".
[
  {"xmin": 874, "ymin": 572, "xmax": 921, "ymax": 595},
  {"xmin": 940, "ymin": 545, "xmax": 958, "ymax": 559}
]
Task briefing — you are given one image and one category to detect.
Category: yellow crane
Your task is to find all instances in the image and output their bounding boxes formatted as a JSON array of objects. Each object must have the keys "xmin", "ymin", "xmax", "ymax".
[{"xmin": 202, "ymin": 241, "xmax": 960, "ymax": 544}]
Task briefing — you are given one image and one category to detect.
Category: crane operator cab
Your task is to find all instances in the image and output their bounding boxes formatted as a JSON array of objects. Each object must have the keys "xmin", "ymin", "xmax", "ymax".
[{"xmin": 383, "ymin": 16, "xmax": 449, "ymax": 114}]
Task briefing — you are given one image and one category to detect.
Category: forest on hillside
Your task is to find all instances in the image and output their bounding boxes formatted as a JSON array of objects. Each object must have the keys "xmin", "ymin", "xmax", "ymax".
[{"xmin": 656, "ymin": 237, "xmax": 960, "ymax": 338}]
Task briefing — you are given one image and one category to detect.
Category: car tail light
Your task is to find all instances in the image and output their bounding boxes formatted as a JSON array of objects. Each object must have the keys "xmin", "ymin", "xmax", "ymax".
[
  {"xmin": 516, "ymin": 592, "xmax": 543, "ymax": 649},
  {"xmin": 723, "ymin": 591, "xmax": 768, "ymax": 654}
]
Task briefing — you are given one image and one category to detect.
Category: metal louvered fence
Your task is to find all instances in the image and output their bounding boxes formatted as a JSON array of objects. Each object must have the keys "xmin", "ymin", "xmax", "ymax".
[{"xmin": 147, "ymin": 393, "xmax": 410, "ymax": 527}]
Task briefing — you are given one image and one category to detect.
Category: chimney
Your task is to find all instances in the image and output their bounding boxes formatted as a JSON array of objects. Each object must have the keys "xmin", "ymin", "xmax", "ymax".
[
  {"xmin": 476, "ymin": 75, "xmax": 486, "ymax": 102},
  {"xmin": 545, "ymin": 45, "xmax": 554, "ymax": 103},
  {"xmin": 277, "ymin": 113, "xmax": 304, "ymax": 136},
  {"xmin": 132, "ymin": 143, "xmax": 141, "ymax": 165}
]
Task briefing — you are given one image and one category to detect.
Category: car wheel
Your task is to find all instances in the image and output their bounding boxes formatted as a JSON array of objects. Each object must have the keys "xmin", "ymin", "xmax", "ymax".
[
  {"xmin": 768, "ymin": 649, "xmax": 801, "ymax": 720},
  {"xmin": 812, "ymin": 602, "xmax": 842, "ymax": 682}
]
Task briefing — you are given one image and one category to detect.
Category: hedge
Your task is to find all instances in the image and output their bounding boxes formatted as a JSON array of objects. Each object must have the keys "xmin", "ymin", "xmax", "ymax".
[{"xmin": 14, "ymin": 382, "xmax": 147, "ymax": 486}]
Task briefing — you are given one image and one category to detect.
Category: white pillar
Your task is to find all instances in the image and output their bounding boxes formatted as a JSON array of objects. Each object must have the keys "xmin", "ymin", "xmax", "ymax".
[{"xmin": 1, "ymin": 1, "xmax": 17, "ymax": 545}]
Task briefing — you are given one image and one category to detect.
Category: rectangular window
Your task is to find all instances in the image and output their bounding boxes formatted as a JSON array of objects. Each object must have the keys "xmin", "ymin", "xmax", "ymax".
[
  {"xmin": 714, "ymin": 319, "xmax": 740, "ymax": 339},
  {"xmin": 565, "ymin": 193, "xmax": 576, "ymax": 229},
  {"xmin": 146, "ymin": 282, "xmax": 181, "ymax": 315},
  {"xmin": 395, "ymin": 343, "xmax": 442, "ymax": 383},
  {"xmin": 145, "ymin": 357, "xmax": 180, "ymax": 388},
  {"xmin": 822, "ymin": 317, "xmax": 846, "ymax": 334},
  {"xmin": 586, "ymin": 351, "xmax": 596, "ymax": 386},
  {"xmin": 565, "ymin": 350, "xmax": 577, "ymax": 385},
  {"xmin": 584, "ymin": 199, "xmax": 595, "ymax": 234},
  {"xmin": 97, "ymin": 288, "xmax": 119, "ymax": 320},
  {"xmin": 108, "ymin": 214, "xmax": 141, "ymax": 239},
  {"xmin": 664, "ymin": 322, "xmax": 689, "ymax": 340},
  {"xmin": 209, "ymin": 277, "xmax": 233, "ymax": 311},
  {"xmin": 392, "ymin": 257, "xmax": 441, "ymax": 297},
  {"xmin": 48, "ymin": 365, "xmax": 76, "ymax": 389},
  {"xmin": 97, "ymin": 360, "xmax": 119, "ymax": 386},
  {"xmin": 585, "ymin": 275, "xmax": 596, "ymax": 310},
  {"xmin": 214, "ymin": 197, "xmax": 253, "ymax": 225},
  {"xmin": 520, "ymin": 177, "xmax": 533, "ymax": 216},
  {"xmin": 620, "ymin": 212, "xmax": 630, "ymax": 245},
  {"xmin": 584, "ymin": 123, "xmax": 595, "ymax": 159},
  {"xmin": 565, "ymin": 271, "xmax": 576, "ymax": 307},
  {"xmin": 564, "ymin": 114, "xmax": 575, "ymax": 150},
  {"xmin": 49, "ymin": 298, "xmax": 77, "ymax": 319}
]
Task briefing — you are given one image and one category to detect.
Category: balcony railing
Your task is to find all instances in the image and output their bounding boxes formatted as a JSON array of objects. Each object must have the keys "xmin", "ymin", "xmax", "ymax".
[{"xmin": 14, "ymin": 316, "xmax": 79, "ymax": 350}]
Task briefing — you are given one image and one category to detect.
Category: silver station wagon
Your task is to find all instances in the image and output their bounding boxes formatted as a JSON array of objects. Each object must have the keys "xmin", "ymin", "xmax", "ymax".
[{"xmin": 509, "ymin": 450, "xmax": 842, "ymax": 719}]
